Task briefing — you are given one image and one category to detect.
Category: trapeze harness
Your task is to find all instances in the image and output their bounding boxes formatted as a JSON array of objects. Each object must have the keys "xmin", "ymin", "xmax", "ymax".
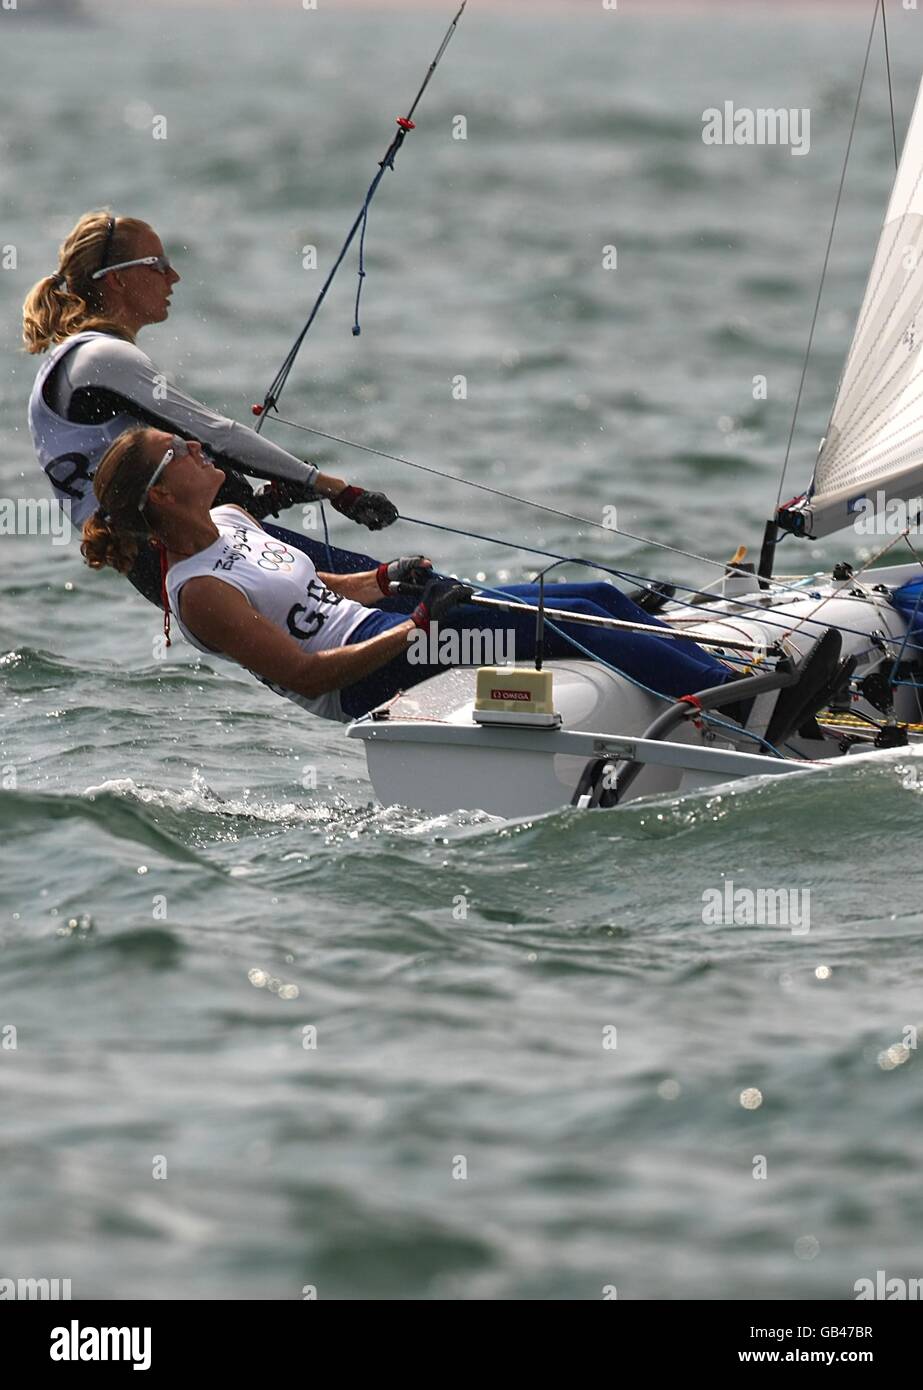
[
  {"xmin": 166, "ymin": 506, "xmax": 374, "ymax": 723},
  {"xmin": 28, "ymin": 330, "xmax": 320, "ymax": 602}
]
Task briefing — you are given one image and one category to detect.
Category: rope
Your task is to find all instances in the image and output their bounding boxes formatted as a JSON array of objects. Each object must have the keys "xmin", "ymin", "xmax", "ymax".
[
  {"xmin": 765, "ymin": 518, "xmax": 923, "ymax": 656},
  {"xmin": 396, "ymin": 512, "xmax": 923, "ymax": 660},
  {"xmin": 320, "ymin": 500, "xmax": 334, "ymax": 572},
  {"xmin": 268, "ymin": 417, "xmax": 923, "ymax": 655},
  {"xmin": 352, "ymin": 204, "xmax": 371, "ymax": 336},
  {"xmin": 267, "ymin": 412, "xmax": 760, "ymax": 573}
]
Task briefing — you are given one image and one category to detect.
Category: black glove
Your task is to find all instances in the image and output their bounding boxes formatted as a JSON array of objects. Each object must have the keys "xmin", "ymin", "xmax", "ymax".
[
  {"xmin": 250, "ymin": 477, "xmax": 319, "ymax": 522},
  {"xmin": 330, "ymin": 485, "xmax": 398, "ymax": 531},
  {"xmin": 375, "ymin": 555, "xmax": 432, "ymax": 596},
  {"xmin": 411, "ymin": 577, "xmax": 474, "ymax": 631}
]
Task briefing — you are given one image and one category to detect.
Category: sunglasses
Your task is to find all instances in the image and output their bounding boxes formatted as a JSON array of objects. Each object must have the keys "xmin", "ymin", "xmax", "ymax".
[
  {"xmin": 91, "ymin": 254, "xmax": 174, "ymax": 282},
  {"xmin": 138, "ymin": 436, "xmax": 190, "ymax": 512}
]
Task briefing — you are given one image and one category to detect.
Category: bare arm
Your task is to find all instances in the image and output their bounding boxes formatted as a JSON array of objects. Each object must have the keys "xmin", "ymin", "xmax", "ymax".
[
  {"xmin": 317, "ymin": 570, "xmax": 381, "ymax": 604},
  {"xmin": 179, "ymin": 577, "xmax": 413, "ymax": 701}
]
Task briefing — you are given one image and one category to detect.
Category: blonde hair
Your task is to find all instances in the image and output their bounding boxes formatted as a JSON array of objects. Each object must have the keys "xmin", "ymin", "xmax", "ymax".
[
  {"xmin": 81, "ymin": 427, "xmax": 161, "ymax": 574},
  {"xmin": 22, "ymin": 210, "xmax": 151, "ymax": 354}
]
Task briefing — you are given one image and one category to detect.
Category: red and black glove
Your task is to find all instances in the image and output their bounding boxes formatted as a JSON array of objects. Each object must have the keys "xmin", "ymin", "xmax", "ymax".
[
  {"xmin": 410, "ymin": 577, "xmax": 475, "ymax": 632},
  {"xmin": 331, "ymin": 485, "xmax": 398, "ymax": 531},
  {"xmin": 375, "ymin": 556, "xmax": 433, "ymax": 596}
]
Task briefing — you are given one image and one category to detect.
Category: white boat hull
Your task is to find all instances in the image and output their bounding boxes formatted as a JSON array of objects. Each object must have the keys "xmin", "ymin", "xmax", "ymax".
[{"xmin": 347, "ymin": 569, "xmax": 923, "ymax": 816}]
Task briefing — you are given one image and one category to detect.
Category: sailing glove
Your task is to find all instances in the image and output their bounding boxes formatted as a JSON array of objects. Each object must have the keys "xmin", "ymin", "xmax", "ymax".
[
  {"xmin": 376, "ymin": 556, "xmax": 433, "ymax": 595},
  {"xmin": 331, "ymin": 485, "xmax": 399, "ymax": 530},
  {"xmin": 411, "ymin": 577, "xmax": 474, "ymax": 632}
]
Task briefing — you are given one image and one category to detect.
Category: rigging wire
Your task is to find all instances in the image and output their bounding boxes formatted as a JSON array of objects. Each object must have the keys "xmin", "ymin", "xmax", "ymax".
[
  {"xmin": 268, "ymin": 413, "xmax": 652, "ymax": 542},
  {"xmin": 772, "ymin": 0, "xmax": 885, "ymax": 517},
  {"xmin": 882, "ymin": 0, "xmax": 899, "ymax": 169},
  {"xmin": 253, "ymin": 1, "xmax": 467, "ymax": 433},
  {"xmin": 464, "ymin": 593, "xmax": 774, "ymax": 653},
  {"xmin": 266, "ymin": 412, "xmax": 923, "ymax": 654},
  {"xmin": 266, "ymin": 411, "xmax": 856, "ymax": 596}
]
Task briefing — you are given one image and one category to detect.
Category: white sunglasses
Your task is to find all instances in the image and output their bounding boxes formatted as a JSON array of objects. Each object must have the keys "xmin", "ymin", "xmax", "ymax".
[
  {"xmin": 138, "ymin": 436, "xmax": 190, "ymax": 512},
  {"xmin": 91, "ymin": 254, "xmax": 174, "ymax": 282}
]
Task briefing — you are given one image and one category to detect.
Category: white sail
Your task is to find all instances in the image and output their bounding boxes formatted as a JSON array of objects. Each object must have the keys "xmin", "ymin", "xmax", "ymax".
[{"xmin": 787, "ymin": 74, "xmax": 923, "ymax": 539}]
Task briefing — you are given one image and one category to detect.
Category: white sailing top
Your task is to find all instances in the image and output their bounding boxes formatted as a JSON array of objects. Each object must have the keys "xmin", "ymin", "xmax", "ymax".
[{"xmin": 166, "ymin": 506, "xmax": 373, "ymax": 723}]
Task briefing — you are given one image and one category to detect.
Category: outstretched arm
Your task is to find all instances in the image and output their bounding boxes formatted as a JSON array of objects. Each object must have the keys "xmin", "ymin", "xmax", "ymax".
[
  {"xmin": 179, "ymin": 577, "xmax": 414, "ymax": 700},
  {"xmin": 317, "ymin": 570, "xmax": 382, "ymax": 604},
  {"xmin": 60, "ymin": 337, "xmax": 400, "ymax": 530},
  {"xmin": 63, "ymin": 335, "xmax": 321, "ymax": 489}
]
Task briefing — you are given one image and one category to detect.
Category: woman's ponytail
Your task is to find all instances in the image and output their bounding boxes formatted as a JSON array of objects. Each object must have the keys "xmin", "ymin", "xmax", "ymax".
[
  {"xmin": 22, "ymin": 272, "xmax": 86, "ymax": 355},
  {"xmin": 22, "ymin": 210, "xmax": 149, "ymax": 354},
  {"xmin": 80, "ymin": 505, "xmax": 142, "ymax": 575}
]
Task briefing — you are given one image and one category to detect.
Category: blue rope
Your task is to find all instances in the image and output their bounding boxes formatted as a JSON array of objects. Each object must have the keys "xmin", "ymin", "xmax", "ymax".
[
  {"xmin": 703, "ymin": 713, "xmax": 789, "ymax": 759},
  {"xmin": 352, "ymin": 204, "xmax": 371, "ymax": 336},
  {"xmin": 320, "ymin": 501, "xmax": 334, "ymax": 571}
]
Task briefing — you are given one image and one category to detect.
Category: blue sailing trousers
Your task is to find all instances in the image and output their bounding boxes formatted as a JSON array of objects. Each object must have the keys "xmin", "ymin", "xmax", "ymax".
[{"xmin": 337, "ymin": 580, "xmax": 735, "ymax": 719}]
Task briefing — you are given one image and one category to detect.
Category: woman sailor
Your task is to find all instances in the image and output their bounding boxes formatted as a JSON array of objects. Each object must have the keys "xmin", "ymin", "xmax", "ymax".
[
  {"xmin": 22, "ymin": 209, "xmax": 399, "ymax": 607},
  {"xmin": 80, "ymin": 428, "xmax": 737, "ymax": 723}
]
